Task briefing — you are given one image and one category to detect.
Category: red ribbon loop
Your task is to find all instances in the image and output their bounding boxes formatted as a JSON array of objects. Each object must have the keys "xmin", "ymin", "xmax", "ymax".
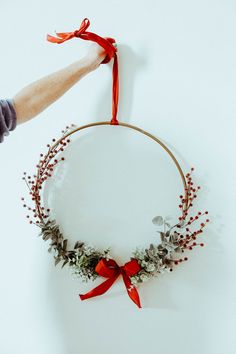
[
  {"xmin": 79, "ymin": 258, "xmax": 142, "ymax": 308},
  {"xmin": 47, "ymin": 18, "xmax": 119, "ymax": 125}
]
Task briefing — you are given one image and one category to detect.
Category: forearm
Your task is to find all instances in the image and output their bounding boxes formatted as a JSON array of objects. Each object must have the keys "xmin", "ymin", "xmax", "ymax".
[{"xmin": 13, "ymin": 57, "xmax": 99, "ymax": 124}]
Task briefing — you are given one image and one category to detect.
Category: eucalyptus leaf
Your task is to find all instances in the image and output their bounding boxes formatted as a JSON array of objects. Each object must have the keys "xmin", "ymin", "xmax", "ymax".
[
  {"xmin": 54, "ymin": 257, "xmax": 61, "ymax": 266},
  {"xmin": 43, "ymin": 233, "xmax": 52, "ymax": 241},
  {"xmin": 159, "ymin": 232, "xmax": 166, "ymax": 242},
  {"xmin": 74, "ymin": 241, "xmax": 84, "ymax": 249},
  {"xmin": 63, "ymin": 239, "xmax": 68, "ymax": 251},
  {"xmin": 61, "ymin": 260, "xmax": 68, "ymax": 268},
  {"xmin": 152, "ymin": 216, "xmax": 164, "ymax": 225}
]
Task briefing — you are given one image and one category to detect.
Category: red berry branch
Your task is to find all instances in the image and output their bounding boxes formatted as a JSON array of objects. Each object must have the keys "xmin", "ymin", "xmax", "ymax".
[
  {"xmin": 21, "ymin": 125, "xmax": 74, "ymax": 227},
  {"xmin": 173, "ymin": 167, "xmax": 209, "ymax": 262}
]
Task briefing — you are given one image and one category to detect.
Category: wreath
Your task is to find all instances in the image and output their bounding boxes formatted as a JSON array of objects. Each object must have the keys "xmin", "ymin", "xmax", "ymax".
[
  {"xmin": 22, "ymin": 124, "xmax": 209, "ymax": 308},
  {"xmin": 21, "ymin": 19, "xmax": 209, "ymax": 308}
]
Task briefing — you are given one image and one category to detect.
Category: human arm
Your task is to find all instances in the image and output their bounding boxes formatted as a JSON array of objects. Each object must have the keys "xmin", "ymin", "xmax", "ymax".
[{"xmin": 12, "ymin": 43, "xmax": 106, "ymax": 124}]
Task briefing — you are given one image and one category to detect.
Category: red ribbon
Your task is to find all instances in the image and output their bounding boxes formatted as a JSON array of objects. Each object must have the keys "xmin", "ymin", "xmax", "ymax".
[
  {"xmin": 47, "ymin": 18, "xmax": 119, "ymax": 125},
  {"xmin": 79, "ymin": 258, "xmax": 142, "ymax": 308}
]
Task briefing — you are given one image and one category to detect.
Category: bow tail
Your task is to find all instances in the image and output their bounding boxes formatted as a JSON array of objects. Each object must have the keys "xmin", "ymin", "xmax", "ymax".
[
  {"xmin": 47, "ymin": 32, "xmax": 74, "ymax": 43},
  {"xmin": 122, "ymin": 273, "xmax": 141, "ymax": 308},
  {"xmin": 79, "ymin": 273, "xmax": 119, "ymax": 301}
]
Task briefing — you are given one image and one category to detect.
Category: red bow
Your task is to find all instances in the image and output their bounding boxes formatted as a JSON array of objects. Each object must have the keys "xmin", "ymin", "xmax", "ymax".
[
  {"xmin": 79, "ymin": 258, "xmax": 142, "ymax": 308},
  {"xmin": 47, "ymin": 18, "xmax": 117, "ymax": 64},
  {"xmin": 47, "ymin": 18, "xmax": 119, "ymax": 125}
]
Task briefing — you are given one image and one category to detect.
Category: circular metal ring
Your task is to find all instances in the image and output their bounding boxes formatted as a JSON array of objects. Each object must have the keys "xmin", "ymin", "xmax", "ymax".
[{"xmin": 55, "ymin": 121, "xmax": 188, "ymax": 199}]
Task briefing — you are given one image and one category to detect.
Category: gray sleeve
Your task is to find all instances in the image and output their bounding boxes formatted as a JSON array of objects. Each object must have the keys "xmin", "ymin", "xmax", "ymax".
[{"xmin": 0, "ymin": 99, "xmax": 17, "ymax": 143}]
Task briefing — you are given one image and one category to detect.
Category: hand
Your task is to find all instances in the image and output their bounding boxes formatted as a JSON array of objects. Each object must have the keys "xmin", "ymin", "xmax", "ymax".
[{"xmin": 84, "ymin": 42, "xmax": 107, "ymax": 70}]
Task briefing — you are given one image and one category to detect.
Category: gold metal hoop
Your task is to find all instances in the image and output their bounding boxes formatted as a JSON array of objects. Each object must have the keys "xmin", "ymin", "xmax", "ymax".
[{"xmin": 56, "ymin": 121, "xmax": 188, "ymax": 201}]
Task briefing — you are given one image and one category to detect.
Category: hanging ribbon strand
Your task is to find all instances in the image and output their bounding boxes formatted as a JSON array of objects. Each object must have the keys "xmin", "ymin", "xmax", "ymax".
[
  {"xmin": 79, "ymin": 258, "xmax": 142, "ymax": 308},
  {"xmin": 47, "ymin": 18, "xmax": 119, "ymax": 125}
]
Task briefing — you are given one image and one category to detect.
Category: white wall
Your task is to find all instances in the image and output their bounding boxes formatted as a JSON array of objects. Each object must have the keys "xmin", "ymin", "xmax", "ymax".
[{"xmin": 0, "ymin": 1, "xmax": 236, "ymax": 354}]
